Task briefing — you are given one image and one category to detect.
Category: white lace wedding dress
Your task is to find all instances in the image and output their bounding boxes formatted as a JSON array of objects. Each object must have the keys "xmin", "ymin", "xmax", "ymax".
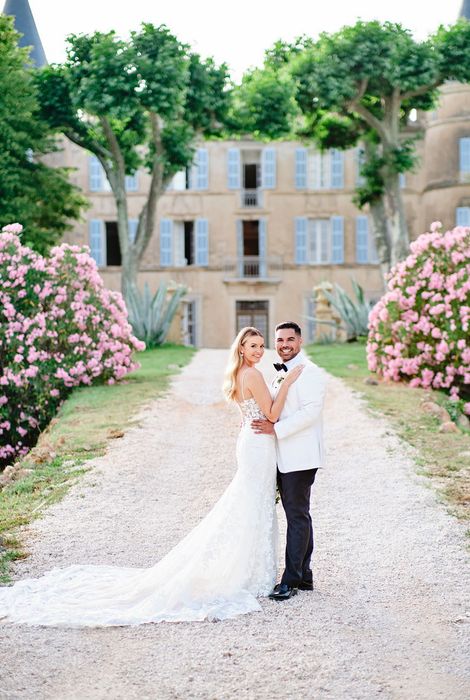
[{"xmin": 0, "ymin": 398, "xmax": 278, "ymax": 627}]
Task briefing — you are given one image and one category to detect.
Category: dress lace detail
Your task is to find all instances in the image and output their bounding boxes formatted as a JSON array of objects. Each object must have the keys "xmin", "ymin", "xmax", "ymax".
[
  {"xmin": 0, "ymin": 398, "xmax": 278, "ymax": 627},
  {"xmin": 239, "ymin": 397, "xmax": 266, "ymax": 426}
]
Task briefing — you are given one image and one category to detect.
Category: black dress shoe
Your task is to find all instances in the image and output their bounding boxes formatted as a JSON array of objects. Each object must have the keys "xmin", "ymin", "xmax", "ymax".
[
  {"xmin": 298, "ymin": 581, "xmax": 313, "ymax": 591},
  {"xmin": 268, "ymin": 584, "xmax": 298, "ymax": 601}
]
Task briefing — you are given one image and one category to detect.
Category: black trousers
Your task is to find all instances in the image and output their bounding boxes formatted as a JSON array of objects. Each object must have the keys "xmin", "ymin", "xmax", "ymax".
[{"xmin": 277, "ymin": 468, "xmax": 318, "ymax": 588}]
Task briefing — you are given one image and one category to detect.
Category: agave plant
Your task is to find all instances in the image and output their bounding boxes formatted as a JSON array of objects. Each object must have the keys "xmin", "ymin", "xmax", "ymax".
[
  {"xmin": 323, "ymin": 280, "xmax": 372, "ymax": 340},
  {"xmin": 126, "ymin": 281, "xmax": 187, "ymax": 347}
]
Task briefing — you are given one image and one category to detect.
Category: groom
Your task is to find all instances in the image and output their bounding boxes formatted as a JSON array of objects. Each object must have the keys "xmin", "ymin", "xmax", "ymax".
[{"xmin": 252, "ymin": 321, "xmax": 326, "ymax": 601}]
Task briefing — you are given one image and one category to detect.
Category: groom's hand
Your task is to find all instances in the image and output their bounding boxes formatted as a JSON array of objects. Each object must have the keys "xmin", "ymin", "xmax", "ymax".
[{"xmin": 252, "ymin": 419, "xmax": 275, "ymax": 435}]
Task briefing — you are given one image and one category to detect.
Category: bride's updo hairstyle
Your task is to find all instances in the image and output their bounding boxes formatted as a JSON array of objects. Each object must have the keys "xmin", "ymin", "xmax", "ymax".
[{"xmin": 223, "ymin": 326, "xmax": 264, "ymax": 401}]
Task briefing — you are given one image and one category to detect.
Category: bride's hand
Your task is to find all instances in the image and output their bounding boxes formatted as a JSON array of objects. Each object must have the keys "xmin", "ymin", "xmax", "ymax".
[{"xmin": 284, "ymin": 365, "xmax": 304, "ymax": 386}]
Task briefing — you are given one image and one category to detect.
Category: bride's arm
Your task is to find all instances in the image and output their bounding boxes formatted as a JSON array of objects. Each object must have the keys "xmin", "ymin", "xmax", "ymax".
[{"xmin": 244, "ymin": 367, "xmax": 303, "ymax": 422}]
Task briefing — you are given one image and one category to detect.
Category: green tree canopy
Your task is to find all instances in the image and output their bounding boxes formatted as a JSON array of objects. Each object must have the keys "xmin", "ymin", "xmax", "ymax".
[
  {"xmin": 227, "ymin": 66, "xmax": 298, "ymax": 139},
  {"xmin": 232, "ymin": 19, "xmax": 470, "ymax": 274},
  {"xmin": 0, "ymin": 15, "xmax": 86, "ymax": 254},
  {"xmin": 289, "ymin": 18, "xmax": 470, "ymax": 270},
  {"xmin": 35, "ymin": 24, "xmax": 230, "ymax": 297}
]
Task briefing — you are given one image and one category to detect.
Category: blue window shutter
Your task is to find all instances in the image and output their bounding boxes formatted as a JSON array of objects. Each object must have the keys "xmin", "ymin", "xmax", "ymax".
[
  {"xmin": 262, "ymin": 148, "xmax": 276, "ymax": 189},
  {"xmin": 128, "ymin": 219, "xmax": 138, "ymax": 243},
  {"xmin": 125, "ymin": 172, "xmax": 139, "ymax": 192},
  {"xmin": 331, "ymin": 149, "xmax": 344, "ymax": 189},
  {"xmin": 196, "ymin": 148, "xmax": 209, "ymax": 190},
  {"xmin": 89, "ymin": 220, "xmax": 104, "ymax": 266},
  {"xmin": 195, "ymin": 218, "xmax": 209, "ymax": 266},
  {"xmin": 236, "ymin": 220, "xmax": 243, "ymax": 276},
  {"xmin": 89, "ymin": 155, "xmax": 103, "ymax": 192},
  {"xmin": 456, "ymin": 207, "xmax": 470, "ymax": 226},
  {"xmin": 399, "ymin": 173, "xmax": 406, "ymax": 189},
  {"xmin": 160, "ymin": 219, "xmax": 173, "ymax": 266},
  {"xmin": 295, "ymin": 148, "xmax": 307, "ymax": 189},
  {"xmin": 259, "ymin": 218, "xmax": 267, "ymax": 277},
  {"xmin": 356, "ymin": 216, "xmax": 369, "ymax": 263},
  {"xmin": 459, "ymin": 137, "xmax": 470, "ymax": 173},
  {"xmin": 295, "ymin": 217, "xmax": 307, "ymax": 264},
  {"xmin": 331, "ymin": 216, "xmax": 344, "ymax": 264},
  {"xmin": 227, "ymin": 148, "xmax": 241, "ymax": 189}
]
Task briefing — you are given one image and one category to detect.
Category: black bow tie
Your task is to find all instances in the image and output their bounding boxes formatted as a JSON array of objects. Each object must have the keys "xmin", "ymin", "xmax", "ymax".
[{"xmin": 273, "ymin": 362, "xmax": 288, "ymax": 372}]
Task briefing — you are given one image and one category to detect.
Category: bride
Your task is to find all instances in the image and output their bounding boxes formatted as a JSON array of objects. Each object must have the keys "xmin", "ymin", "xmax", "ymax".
[{"xmin": 0, "ymin": 327, "xmax": 302, "ymax": 626}]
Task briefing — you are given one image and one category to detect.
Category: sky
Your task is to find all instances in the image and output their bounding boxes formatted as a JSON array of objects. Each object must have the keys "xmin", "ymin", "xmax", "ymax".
[{"xmin": 27, "ymin": 0, "xmax": 465, "ymax": 82}]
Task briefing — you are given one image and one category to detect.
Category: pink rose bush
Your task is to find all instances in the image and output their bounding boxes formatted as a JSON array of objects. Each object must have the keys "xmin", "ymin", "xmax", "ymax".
[
  {"xmin": 0, "ymin": 224, "xmax": 145, "ymax": 468},
  {"xmin": 367, "ymin": 222, "xmax": 470, "ymax": 414}
]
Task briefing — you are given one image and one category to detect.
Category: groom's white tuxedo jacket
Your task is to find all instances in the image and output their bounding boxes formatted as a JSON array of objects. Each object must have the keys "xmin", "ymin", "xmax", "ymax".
[{"xmin": 273, "ymin": 351, "xmax": 326, "ymax": 473}]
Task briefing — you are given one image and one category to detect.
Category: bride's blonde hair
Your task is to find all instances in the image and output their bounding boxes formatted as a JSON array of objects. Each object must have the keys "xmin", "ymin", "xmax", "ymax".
[{"xmin": 223, "ymin": 326, "xmax": 264, "ymax": 401}]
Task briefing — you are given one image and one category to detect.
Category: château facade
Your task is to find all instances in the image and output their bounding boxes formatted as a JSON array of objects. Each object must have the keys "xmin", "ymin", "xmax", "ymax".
[
  {"xmin": 4, "ymin": 0, "xmax": 470, "ymax": 348},
  {"xmin": 59, "ymin": 92, "xmax": 470, "ymax": 348}
]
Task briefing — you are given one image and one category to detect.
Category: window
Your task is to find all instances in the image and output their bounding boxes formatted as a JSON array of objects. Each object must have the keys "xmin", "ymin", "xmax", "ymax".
[
  {"xmin": 228, "ymin": 147, "xmax": 276, "ymax": 191},
  {"xmin": 105, "ymin": 222, "xmax": 121, "ymax": 266},
  {"xmin": 311, "ymin": 152, "xmax": 331, "ymax": 189},
  {"xmin": 125, "ymin": 173, "xmax": 139, "ymax": 192},
  {"xmin": 89, "ymin": 155, "xmax": 110, "ymax": 192},
  {"xmin": 235, "ymin": 219, "xmax": 267, "ymax": 277},
  {"xmin": 459, "ymin": 138, "xmax": 470, "ymax": 175},
  {"xmin": 89, "ymin": 155, "xmax": 138, "ymax": 192},
  {"xmin": 308, "ymin": 219, "xmax": 330, "ymax": 264},
  {"xmin": 168, "ymin": 148, "xmax": 209, "ymax": 191},
  {"xmin": 236, "ymin": 301, "xmax": 269, "ymax": 345},
  {"xmin": 89, "ymin": 219, "xmax": 136, "ymax": 265},
  {"xmin": 295, "ymin": 149, "xmax": 344, "ymax": 190},
  {"xmin": 356, "ymin": 216, "xmax": 378, "ymax": 264},
  {"xmin": 295, "ymin": 217, "xmax": 344, "ymax": 264},
  {"xmin": 159, "ymin": 219, "xmax": 209, "ymax": 267},
  {"xmin": 182, "ymin": 300, "xmax": 198, "ymax": 346},
  {"xmin": 456, "ymin": 207, "xmax": 470, "ymax": 226}
]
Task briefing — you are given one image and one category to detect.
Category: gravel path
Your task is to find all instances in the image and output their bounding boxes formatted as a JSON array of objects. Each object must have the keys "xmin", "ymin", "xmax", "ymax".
[{"xmin": 0, "ymin": 349, "xmax": 469, "ymax": 700}]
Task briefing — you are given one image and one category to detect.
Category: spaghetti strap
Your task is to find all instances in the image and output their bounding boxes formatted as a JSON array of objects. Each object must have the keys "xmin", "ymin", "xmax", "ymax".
[{"xmin": 240, "ymin": 370, "xmax": 247, "ymax": 401}]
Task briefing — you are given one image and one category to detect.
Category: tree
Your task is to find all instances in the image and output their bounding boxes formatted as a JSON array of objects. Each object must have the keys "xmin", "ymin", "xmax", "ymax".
[
  {"xmin": 227, "ymin": 66, "xmax": 298, "ymax": 139},
  {"xmin": 290, "ymin": 19, "xmax": 470, "ymax": 271},
  {"xmin": 35, "ymin": 24, "xmax": 230, "ymax": 298},
  {"xmin": 0, "ymin": 16, "xmax": 86, "ymax": 254}
]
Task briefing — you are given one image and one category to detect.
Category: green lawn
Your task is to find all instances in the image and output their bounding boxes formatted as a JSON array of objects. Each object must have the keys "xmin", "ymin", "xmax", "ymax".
[
  {"xmin": 307, "ymin": 342, "xmax": 470, "ymax": 522},
  {"xmin": 0, "ymin": 345, "xmax": 196, "ymax": 582}
]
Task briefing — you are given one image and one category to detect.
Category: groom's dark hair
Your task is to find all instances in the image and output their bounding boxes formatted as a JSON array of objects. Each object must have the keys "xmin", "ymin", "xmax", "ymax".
[{"xmin": 275, "ymin": 321, "xmax": 302, "ymax": 336}]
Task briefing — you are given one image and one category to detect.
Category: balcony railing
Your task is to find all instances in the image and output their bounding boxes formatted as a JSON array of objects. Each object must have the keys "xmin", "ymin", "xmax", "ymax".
[
  {"xmin": 240, "ymin": 189, "xmax": 263, "ymax": 208},
  {"xmin": 223, "ymin": 255, "xmax": 282, "ymax": 280}
]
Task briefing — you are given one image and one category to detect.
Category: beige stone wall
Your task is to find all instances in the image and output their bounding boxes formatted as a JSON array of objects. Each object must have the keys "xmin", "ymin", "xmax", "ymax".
[{"xmin": 421, "ymin": 83, "xmax": 470, "ymax": 233}]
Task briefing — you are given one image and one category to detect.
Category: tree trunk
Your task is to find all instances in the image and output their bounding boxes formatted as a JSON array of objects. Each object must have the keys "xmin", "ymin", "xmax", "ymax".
[
  {"xmin": 383, "ymin": 171, "xmax": 409, "ymax": 269},
  {"xmin": 121, "ymin": 248, "xmax": 140, "ymax": 302},
  {"xmin": 113, "ymin": 186, "xmax": 138, "ymax": 302},
  {"xmin": 369, "ymin": 197, "xmax": 391, "ymax": 286}
]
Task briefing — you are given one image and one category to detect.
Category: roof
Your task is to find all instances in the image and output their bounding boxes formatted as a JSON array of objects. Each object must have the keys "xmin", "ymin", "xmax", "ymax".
[
  {"xmin": 459, "ymin": 0, "xmax": 470, "ymax": 20},
  {"xmin": 2, "ymin": 0, "xmax": 47, "ymax": 66}
]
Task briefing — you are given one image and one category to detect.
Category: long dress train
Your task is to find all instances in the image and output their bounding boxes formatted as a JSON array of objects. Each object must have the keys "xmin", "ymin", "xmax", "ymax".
[{"xmin": 0, "ymin": 399, "xmax": 278, "ymax": 627}]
